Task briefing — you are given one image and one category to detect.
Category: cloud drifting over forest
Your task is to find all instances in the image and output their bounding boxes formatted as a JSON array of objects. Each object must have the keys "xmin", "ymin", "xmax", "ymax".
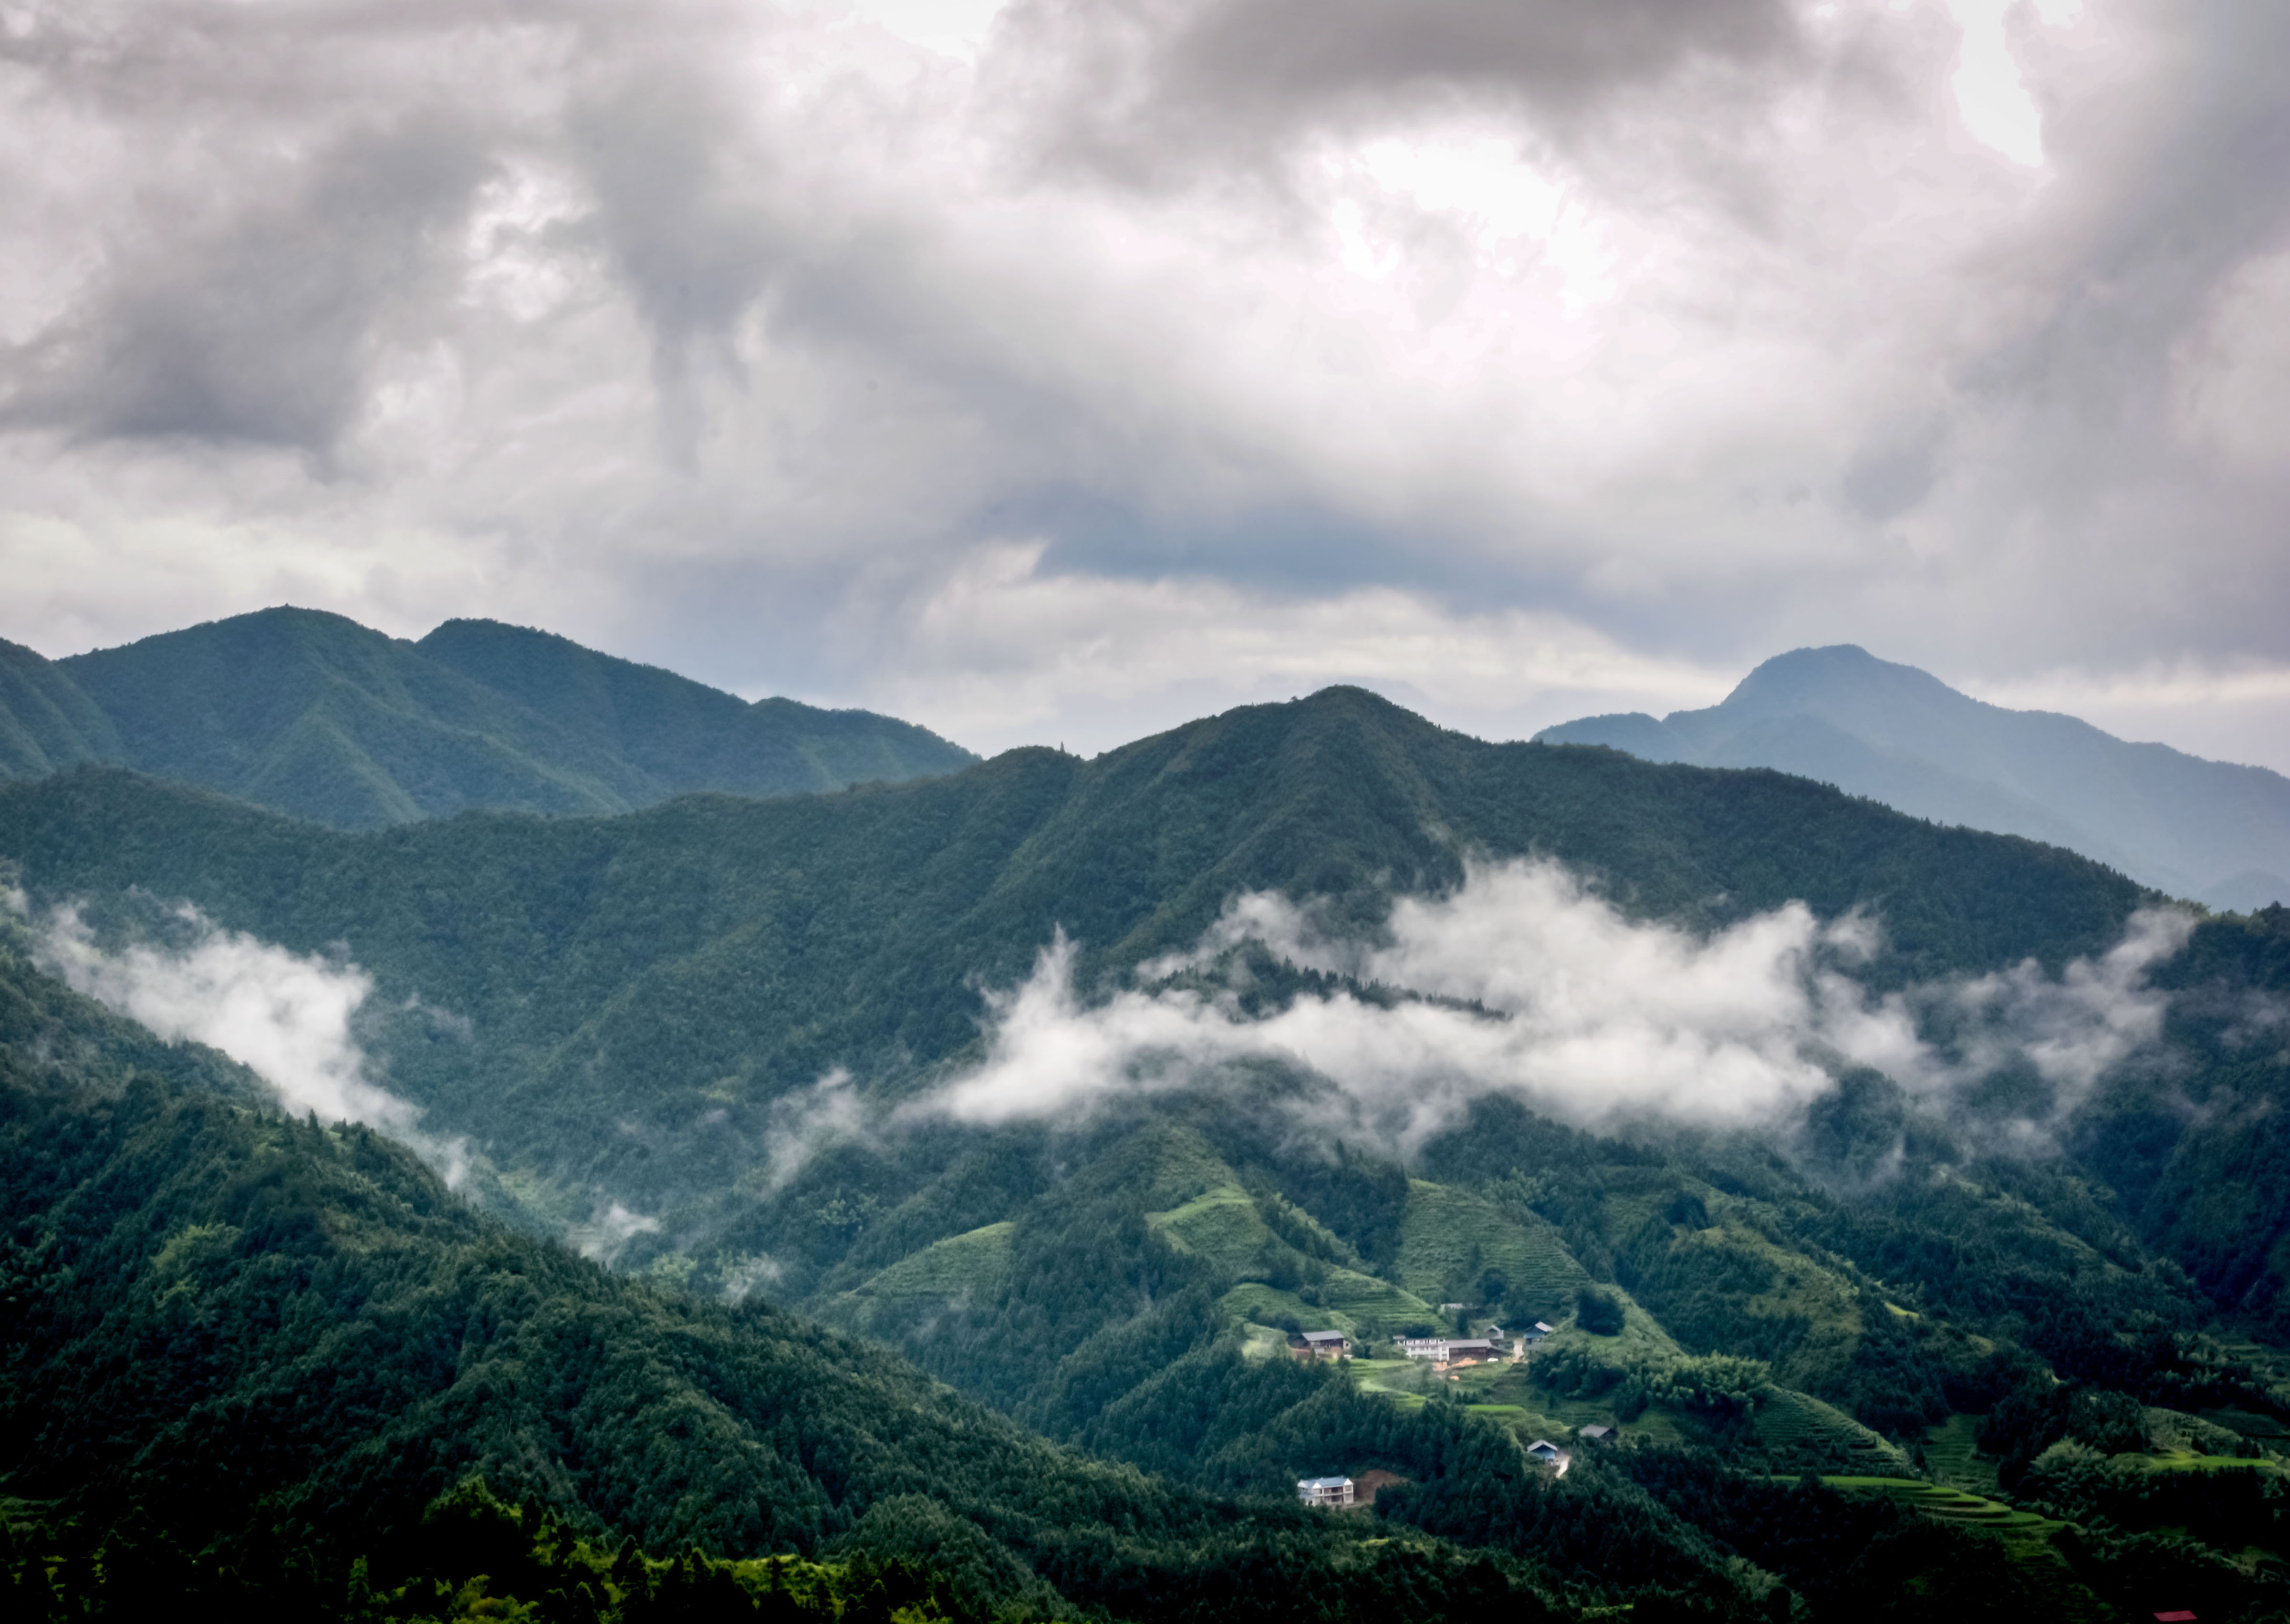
[
  {"xmin": 28, "ymin": 901, "xmax": 469, "ymax": 1183},
  {"xmin": 1, "ymin": 1, "xmax": 2288, "ymax": 763},
  {"xmin": 920, "ymin": 859, "xmax": 2192, "ymax": 1147}
]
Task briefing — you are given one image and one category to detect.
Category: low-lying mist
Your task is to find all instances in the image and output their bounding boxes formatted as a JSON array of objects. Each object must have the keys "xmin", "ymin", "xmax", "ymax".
[
  {"xmin": 910, "ymin": 859, "xmax": 2193, "ymax": 1155},
  {"xmin": 24, "ymin": 899, "xmax": 471, "ymax": 1187}
]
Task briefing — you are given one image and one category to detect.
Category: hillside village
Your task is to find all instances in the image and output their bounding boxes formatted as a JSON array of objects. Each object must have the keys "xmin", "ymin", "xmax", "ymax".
[{"xmin": 1290, "ymin": 1321, "xmax": 1585, "ymax": 1503}]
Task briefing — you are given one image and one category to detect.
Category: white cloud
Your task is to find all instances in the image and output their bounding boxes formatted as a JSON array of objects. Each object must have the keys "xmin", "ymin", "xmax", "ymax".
[
  {"xmin": 29, "ymin": 901, "xmax": 470, "ymax": 1185},
  {"xmin": 915, "ymin": 858, "xmax": 2192, "ymax": 1148},
  {"xmin": 859, "ymin": 540, "xmax": 1735, "ymax": 752},
  {"xmin": 762, "ymin": 1067, "xmax": 868, "ymax": 1190},
  {"xmin": 567, "ymin": 1200, "xmax": 664, "ymax": 1264}
]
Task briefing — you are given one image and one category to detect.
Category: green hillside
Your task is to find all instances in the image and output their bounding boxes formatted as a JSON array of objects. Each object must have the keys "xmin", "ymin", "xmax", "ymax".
[
  {"xmin": 7, "ymin": 677, "xmax": 2290, "ymax": 1613},
  {"xmin": 0, "ymin": 682, "xmax": 2151, "ymax": 1234},
  {"xmin": 0, "ymin": 928, "xmax": 1582, "ymax": 1621},
  {"xmin": 418, "ymin": 617, "xmax": 973, "ymax": 804},
  {"xmin": 0, "ymin": 636, "xmax": 120, "ymax": 779},
  {"xmin": 44, "ymin": 607, "xmax": 974, "ymax": 827}
]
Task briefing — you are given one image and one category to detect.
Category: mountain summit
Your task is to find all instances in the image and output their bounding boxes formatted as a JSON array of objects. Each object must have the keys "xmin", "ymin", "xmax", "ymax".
[
  {"xmin": 1535, "ymin": 644, "xmax": 2290, "ymax": 910},
  {"xmin": 0, "ymin": 607, "xmax": 976, "ymax": 827}
]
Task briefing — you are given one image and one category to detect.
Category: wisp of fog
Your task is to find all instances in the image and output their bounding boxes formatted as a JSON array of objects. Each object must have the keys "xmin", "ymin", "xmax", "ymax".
[
  {"xmin": 29, "ymin": 900, "xmax": 470, "ymax": 1185},
  {"xmin": 917, "ymin": 859, "xmax": 2192, "ymax": 1148}
]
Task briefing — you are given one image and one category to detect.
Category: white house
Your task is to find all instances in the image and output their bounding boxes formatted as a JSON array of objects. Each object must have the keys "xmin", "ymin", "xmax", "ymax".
[
  {"xmin": 1400, "ymin": 1336, "xmax": 1498, "ymax": 1362},
  {"xmin": 1297, "ymin": 1476, "xmax": 1355, "ymax": 1508}
]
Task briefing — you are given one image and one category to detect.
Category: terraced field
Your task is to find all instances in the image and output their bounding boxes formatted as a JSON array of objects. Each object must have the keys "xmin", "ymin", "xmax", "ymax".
[
  {"xmin": 825, "ymin": 1219, "xmax": 1012, "ymax": 1336},
  {"xmin": 1755, "ymin": 1386, "xmax": 1915, "ymax": 1474},
  {"xmin": 1823, "ymin": 1479, "xmax": 2070, "ymax": 1559},
  {"xmin": 1923, "ymin": 1412, "xmax": 2001, "ymax": 1492},
  {"xmin": 1393, "ymin": 1179, "xmax": 1592, "ymax": 1315},
  {"xmin": 1221, "ymin": 1267, "xmax": 1442, "ymax": 1343},
  {"xmin": 1148, "ymin": 1186, "xmax": 1281, "ymax": 1271}
]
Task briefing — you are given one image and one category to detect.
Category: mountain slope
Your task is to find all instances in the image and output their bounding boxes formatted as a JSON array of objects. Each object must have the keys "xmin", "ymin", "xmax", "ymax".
[
  {"xmin": 47, "ymin": 607, "xmax": 975, "ymax": 828},
  {"xmin": 0, "ymin": 685, "xmax": 2148, "ymax": 1223},
  {"xmin": 0, "ymin": 636, "xmax": 120, "ymax": 779},
  {"xmin": 0, "ymin": 925, "xmax": 1572, "ymax": 1621},
  {"xmin": 1, "ymin": 925, "xmax": 2213, "ymax": 1623},
  {"xmin": 417, "ymin": 617, "xmax": 972, "ymax": 803},
  {"xmin": 1536, "ymin": 644, "xmax": 2290, "ymax": 910},
  {"xmin": 7, "ymin": 686, "xmax": 2290, "ymax": 1615}
]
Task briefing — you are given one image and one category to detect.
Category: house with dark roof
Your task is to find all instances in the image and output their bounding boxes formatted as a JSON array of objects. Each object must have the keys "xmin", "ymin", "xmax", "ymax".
[{"xmin": 1297, "ymin": 1328, "xmax": 1351, "ymax": 1360}]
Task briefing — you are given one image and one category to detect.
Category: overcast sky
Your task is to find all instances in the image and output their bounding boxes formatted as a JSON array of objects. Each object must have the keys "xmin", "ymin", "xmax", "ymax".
[{"xmin": 2, "ymin": 0, "xmax": 2286, "ymax": 766}]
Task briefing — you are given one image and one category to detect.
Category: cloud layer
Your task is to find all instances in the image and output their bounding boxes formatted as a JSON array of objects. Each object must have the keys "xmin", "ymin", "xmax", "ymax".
[
  {"xmin": 920, "ymin": 859, "xmax": 2191, "ymax": 1148},
  {"xmin": 0, "ymin": 1, "xmax": 2286, "ymax": 764},
  {"xmin": 31, "ymin": 901, "xmax": 469, "ymax": 1183}
]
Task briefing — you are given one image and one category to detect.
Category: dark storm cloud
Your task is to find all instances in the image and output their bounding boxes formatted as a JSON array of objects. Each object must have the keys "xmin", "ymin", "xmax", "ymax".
[
  {"xmin": 1979, "ymin": 1, "xmax": 2290, "ymax": 423},
  {"xmin": 2, "ymin": 117, "xmax": 491, "ymax": 454},
  {"xmin": 569, "ymin": 67, "xmax": 786, "ymax": 463},
  {"xmin": 989, "ymin": 0, "xmax": 1803, "ymax": 179}
]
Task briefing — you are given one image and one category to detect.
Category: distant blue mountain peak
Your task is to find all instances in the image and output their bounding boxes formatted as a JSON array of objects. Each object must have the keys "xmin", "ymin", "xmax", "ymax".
[{"xmin": 1537, "ymin": 647, "xmax": 2289, "ymax": 911}]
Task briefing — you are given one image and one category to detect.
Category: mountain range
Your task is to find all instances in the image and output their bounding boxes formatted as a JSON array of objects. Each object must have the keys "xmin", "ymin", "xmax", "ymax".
[
  {"xmin": 0, "ymin": 607, "xmax": 975, "ymax": 828},
  {"xmin": 6, "ymin": 620, "xmax": 2290, "ymax": 1619},
  {"xmin": 1536, "ymin": 644, "xmax": 2290, "ymax": 912}
]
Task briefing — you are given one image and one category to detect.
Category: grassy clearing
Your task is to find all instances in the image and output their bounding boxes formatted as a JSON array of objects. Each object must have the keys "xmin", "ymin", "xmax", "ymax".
[
  {"xmin": 1668, "ymin": 1220, "xmax": 1865, "ymax": 1392},
  {"xmin": 1923, "ymin": 1412, "xmax": 2000, "ymax": 1493},
  {"xmin": 1318, "ymin": 1266, "xmax": 1444, "ymax": 1327},
  {"xmin": 1350, "ymin": 1357, "xmax": 1433, "ymax": 1411},
  {"xmin": 831, "ymin": 1220, "xmax": 1013, "ymax": 1335},
  {"xmin": 2115, "ymin": 1449, "xmax": 2285, "ymax": 1476},
  {"xmin": 1393, "ymin": 1179, "xmax": 1590, "ymax": 1314},
  {"xmin": 1147, "ymin": 1185, "xmax": 1280, "ymax": 1273},
  {"xmin": 1535, "ymin": 1286, "xmax": 1685, "ymax": 1364}
]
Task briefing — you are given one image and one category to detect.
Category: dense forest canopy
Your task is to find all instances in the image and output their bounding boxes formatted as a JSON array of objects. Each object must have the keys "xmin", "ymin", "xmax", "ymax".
[{"xmin": 0, "ymin": 608, "xmax": 976, "ymax": 828}]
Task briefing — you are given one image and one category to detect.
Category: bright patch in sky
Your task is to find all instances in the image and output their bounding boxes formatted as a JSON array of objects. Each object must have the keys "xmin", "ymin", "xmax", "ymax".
[
  {"xmin": 1948, "ymin": 0, "xmax": 2079, "ymax": 166},
  {"xmin": 842, "ymin": 0, "xmax": 1008, "ymax": 58}
]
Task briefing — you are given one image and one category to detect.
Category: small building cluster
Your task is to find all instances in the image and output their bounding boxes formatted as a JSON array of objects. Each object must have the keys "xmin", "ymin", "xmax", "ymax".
[
  {"xmin": 1392, "ymin": 1318, "xmax": 1554, "ymax": 1369},
  {"xmin": 1296, "ymin": 1475, "xmax": 1355, "ymax": 1508},
  {"xmin": 1397, "ymin": 1334, "xmax": 1497, "ymax": 1363}
]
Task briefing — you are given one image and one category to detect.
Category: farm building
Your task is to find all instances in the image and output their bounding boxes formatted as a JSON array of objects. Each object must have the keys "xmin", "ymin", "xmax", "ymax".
[
  {"xmin": 1526, "ymin": 1440, "xmax": 1563, "ymax": 1464},
  {"xmin": 1400, "ymin": 1336, "xmax": 1497, "ymax": 1362},
  {"xmin": 1578, "ymin": 1425, "xmax": 1613, "ymax": 1444},
  {"xmin": 1297, "ymin": 1476, "xmax": 1355, "ymax": 1508},
  {"xmin": 1297, "ymin": 1329, "xmax": 1350, "ymax": 1360}
]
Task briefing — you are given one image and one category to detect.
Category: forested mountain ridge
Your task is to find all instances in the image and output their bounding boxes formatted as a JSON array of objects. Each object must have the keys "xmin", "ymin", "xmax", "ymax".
[
  {"xmin": 3, "ymin": 607, "xmax": 975, "ymax": 827},
  {"xmin": 0, "ymin": 684, "xmax": 2149, "ymax": 1227},
  {"xmin": 1536, "ymin": 644, "xmax": 2290, "ymax": 911},
  {"xmin": 0, "ymin": 636, "xmax": 119, "ymax": 779}
]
